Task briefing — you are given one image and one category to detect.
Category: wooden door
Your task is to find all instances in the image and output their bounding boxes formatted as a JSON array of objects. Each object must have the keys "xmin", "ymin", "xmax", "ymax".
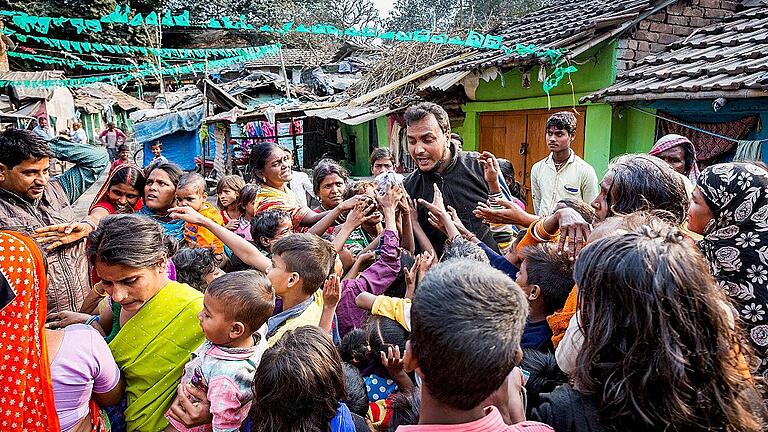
[{"xmin": 479, "ymin": 108, "xmax": 586, "ymax": 209}]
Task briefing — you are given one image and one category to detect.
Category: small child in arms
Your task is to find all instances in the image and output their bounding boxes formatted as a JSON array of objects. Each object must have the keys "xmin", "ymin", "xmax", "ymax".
[
  {"xmin": 165, "ymin": 270, "xmax": 275, "ymax": 432},
  {"xmin": 177, "ymin": 173, "xmax": 225, "ymax": 254}
]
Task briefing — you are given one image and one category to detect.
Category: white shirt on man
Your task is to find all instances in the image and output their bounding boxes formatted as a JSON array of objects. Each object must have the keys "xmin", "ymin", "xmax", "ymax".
[{"xmin": 530, "ymin": 151, "xmax": 599, "ymax": 216}]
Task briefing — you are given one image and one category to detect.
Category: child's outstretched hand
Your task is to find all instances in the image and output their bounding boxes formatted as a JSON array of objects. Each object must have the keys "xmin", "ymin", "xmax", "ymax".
[
  {"xmin": 346, "ymin": 199, "xmax": 377, "ymax": 228},
  {"xmin": 376, "ymin": 182, "xmax": 404, "ymax": 212},
  {"xmin": 381, "ymin": 345, "xmax": 414, "ymax": 391},
  {"xmin": 404, "ymin": 250, "xmax": 436, "ymax": 299},
  {"xmin": 322, "ymin": 274, "xmax": 342, "ymax": 310}
]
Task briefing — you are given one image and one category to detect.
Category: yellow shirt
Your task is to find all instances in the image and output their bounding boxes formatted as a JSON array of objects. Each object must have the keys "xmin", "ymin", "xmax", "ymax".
[
  {"xmin": 183, "ymin": 201, "xmax": 225, "ymax": 254},
  {"xmin": 530, "ymin": 152, "xmax": 599, "ymax": 216},
  {"xmin": 267, "ymin": 290, "xmax": 325, "ymax": 347},
  {"xmin": 372, "ymin": 295, "xmax": 411, "ymax": 331}
]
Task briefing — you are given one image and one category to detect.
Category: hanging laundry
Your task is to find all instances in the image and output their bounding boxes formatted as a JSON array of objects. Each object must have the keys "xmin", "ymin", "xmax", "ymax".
[{"xmin": 734, "ymin": 140, "xmax": 763, "ymax": 162}]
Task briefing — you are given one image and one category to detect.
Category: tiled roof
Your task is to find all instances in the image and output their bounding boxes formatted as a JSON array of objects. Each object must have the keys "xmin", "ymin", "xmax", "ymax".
[
  {"xmin": 584, "ymin": 6, "xmax": 768, "ymax": 102},
  {"xmin": 437, "ymin": 0, "xmax": 671, "ymax": 74}
]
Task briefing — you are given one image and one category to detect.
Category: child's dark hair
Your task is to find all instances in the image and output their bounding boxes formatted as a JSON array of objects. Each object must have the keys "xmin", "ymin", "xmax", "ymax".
[
  {"xmin": 410, "ymin": 260, "xmax": 528, "ymax": 411},
  {"xmin": 369, "ymin": 147, "xmax": 395, "ymax": 168},
  {"xmin": 519, "ymin": 349, "xmax": 568, "ymax": 417},
  {"xmin": 250, "ymin": 326, "xmax": 346, "ymax": 432},
  {"xmin": 384, "ymin": 251, "xmax": 416, "ymax": 298},
  {"xmin": 205, "ymin": 270, "xmax": 275, "ymax": 333},
  {"xmin": 345, "ymin": 179, "xmax": 377, "ymax": 200},
  {"xmin": 340, "ymin": 328, "xmax": 370, "ymax": 368},
  {"xmin": 441, "ymin": 237, "xmax": 489, "ymax": 264},
  {"xmin": 251, "ymin": 209, "xmax": 291, "ymax": 250},
  {"xmin": 177, "ymin": 172, "xmax": 207, "ymax": 196},
  {"xmin": 497, "ymin": 159, "xmax": 524, "ymax": 201},
  {"xmin": 342, "ymin": 363, "xmax": 369, "ymax": 417},
  {"xmin": 522, "ymin": 243, "xmax": 574, "ymax": 314},
  {"xmin": 240, "ymin": 184, "xmax": 260, "ymax": 212},
  {"xmin": 557, "ymin": 198, "xmax": 596, "ymax": 225},
  {"xmin": 388, "ymin": 389, "xmax": 421, "ymax": 431},
  {"xmin": 271, "ymin": 233, "xmax": 336, "ymax": 294},
  {"xmin": 367, "ymin": 316, "xmax": 409, "ymax": 370},
  {"xmin": 173, "ymin": 248, "xmax": 217, "ymax": 292}
]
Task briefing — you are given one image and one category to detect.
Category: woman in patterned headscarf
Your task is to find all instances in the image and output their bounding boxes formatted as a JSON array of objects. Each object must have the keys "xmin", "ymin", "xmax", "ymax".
[
  {"xmin": 649, "ymin": 134, "xmax": 701, "ymax": 180},
  {"xmin": 688, "ymin": 162, "xmax": 768, "ymax": 376}
]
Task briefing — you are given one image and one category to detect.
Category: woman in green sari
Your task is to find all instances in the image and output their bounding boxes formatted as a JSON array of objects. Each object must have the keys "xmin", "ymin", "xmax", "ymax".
[{"xmin": 88, "ymin": 214, "xmax": 205, "ymax": 432}]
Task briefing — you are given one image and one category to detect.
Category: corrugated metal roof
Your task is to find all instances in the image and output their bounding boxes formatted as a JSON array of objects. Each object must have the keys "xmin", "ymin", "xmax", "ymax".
[
  {"xmin": 583, "ymin": 7, "xmax": 768, "ymax": 102},
  {"xmin": 0, "ymin": 70, "xmax": 66, "ymax": 100},
  {"xmin": 417, "ymin": 71, "xmax": 471, "ymax": 91},
  {"xmin": 304, "ymin": 106, "xmax": 397, "ymax": 125},
  {"xmin": 73, "ymin": 83, "xmax": 150, "ymax": 113}
]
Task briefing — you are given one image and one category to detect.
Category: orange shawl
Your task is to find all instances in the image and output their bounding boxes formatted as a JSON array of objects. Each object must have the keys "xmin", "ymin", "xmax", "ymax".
[{"xmin": 0, "ymin": 231, "xmax": 60, "ymax": 431}]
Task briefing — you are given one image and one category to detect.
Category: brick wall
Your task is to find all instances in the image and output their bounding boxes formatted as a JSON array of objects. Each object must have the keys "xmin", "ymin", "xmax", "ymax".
[{"xmin": 615, "ymin": 0, "xmax": 738, "ymax": 72}]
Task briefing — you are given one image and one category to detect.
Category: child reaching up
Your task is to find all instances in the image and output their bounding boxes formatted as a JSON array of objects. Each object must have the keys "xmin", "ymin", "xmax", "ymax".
[
  {"xmin": 177, "ymin": 173, "xmax": 225, "ymax": 254},
  {"xmin": 165, "ymin": 270, "xmax": 275, "ymax": 432}
]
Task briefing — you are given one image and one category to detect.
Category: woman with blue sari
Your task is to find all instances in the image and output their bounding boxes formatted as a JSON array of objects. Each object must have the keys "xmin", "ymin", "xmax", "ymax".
[{"xmin": 138, "ymin": 163, "xmax": 185, "ymax": 240}]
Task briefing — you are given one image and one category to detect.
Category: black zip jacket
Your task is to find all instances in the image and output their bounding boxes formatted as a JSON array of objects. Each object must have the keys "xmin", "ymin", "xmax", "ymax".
[{"xmin": 404, "ymin": 142, "xmax": 498, "ymax": 256}]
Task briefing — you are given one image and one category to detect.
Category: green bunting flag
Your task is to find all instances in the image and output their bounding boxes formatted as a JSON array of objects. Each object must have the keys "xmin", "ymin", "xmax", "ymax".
[
  {"xmin": 4, "ymin": 28, "xmax": 277, "ymax": 59},
  {"xmin": 0, "ymin": 44, "xmax": 281, "ymax": 88},
  {"xmin": 7, "ymin": 50, "xmax": 153, "ymax": 71},
  {"xmin": 0, "ymin": 6, "xmax": 579, "ymax": 94}
]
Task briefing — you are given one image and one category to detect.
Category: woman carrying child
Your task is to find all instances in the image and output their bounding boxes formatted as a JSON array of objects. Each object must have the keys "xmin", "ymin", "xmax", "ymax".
[{"xmin": 165, "ymin": 270, "xmax": 275, "ymax": 432}]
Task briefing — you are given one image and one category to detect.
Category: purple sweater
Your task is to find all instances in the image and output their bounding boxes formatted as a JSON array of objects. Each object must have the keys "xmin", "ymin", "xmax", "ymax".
[{"xmin": 336, "ymin": 229, "xmax": 401, "ymax": 337}]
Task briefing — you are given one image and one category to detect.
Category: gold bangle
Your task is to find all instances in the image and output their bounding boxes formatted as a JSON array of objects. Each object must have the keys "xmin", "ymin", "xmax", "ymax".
[{"xmin": 92, "ymin": 283, "xmax": 107, "ymax": 297}]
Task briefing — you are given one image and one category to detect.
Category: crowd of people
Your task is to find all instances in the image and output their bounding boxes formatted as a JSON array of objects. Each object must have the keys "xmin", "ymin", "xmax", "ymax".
[{"xmin": 1, "ymin": 101, "xmax": 768, "ymax": 432}]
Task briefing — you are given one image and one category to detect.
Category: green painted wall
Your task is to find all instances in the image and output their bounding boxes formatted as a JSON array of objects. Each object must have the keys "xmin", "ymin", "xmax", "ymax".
[
  {"xmin": 376, "ymin": 116, "xmax": 389, "ymax": 148},
  {"xmin": 624, "ymin": 107, "xmax": 657, "ymax": 154},
  {"xmin": 345, "ymin": 41, "xmax": 663, "ymax": 176},
  {"xmin": 583, "ymin": 104, "xmax": 613, "ymax": 177},
  {"xmin": 341, "ymin": 123, "xmax": 371, "ymax": 177},
  {"xmin": 473, "ymin": 43, "xmax": 617, "ymax": 102},
  {"xmin": 457, "ymin": 41, "xmax": 660, "ymax": 177}
]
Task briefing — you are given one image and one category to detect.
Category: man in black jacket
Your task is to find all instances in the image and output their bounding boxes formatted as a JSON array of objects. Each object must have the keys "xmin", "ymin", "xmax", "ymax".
[{"xmin": 403, "ymin": 102, "xmax": 498, "ymax": 255}]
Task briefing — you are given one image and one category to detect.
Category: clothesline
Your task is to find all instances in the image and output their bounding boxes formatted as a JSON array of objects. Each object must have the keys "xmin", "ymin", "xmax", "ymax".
[{"xmin": 628, "ymin": 105, "xmax": 768, "ymax": 143}]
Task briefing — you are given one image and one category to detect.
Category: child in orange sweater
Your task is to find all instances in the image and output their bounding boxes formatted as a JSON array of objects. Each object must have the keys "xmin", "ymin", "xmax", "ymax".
[{"xmin": 176, "ymin": 173, "xmax": 225, "ymax": 254}]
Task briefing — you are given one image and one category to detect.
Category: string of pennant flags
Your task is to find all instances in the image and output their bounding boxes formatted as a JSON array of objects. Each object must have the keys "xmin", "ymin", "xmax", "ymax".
[
  {"xmin": 0, "ymin": 6, "xmax": 565, "ymax": 59},
  {"xmin": 7, "ymin": 50, "xmax": 153, "ymax": 71},
  {"xmin": 0, "ymin": 5, "xmax": 578, "ymax": 92},
  {"xmin": 0, "ymin": 44, "xmax": 281, "ymax": 88},
  {"xmin": 2, "ymin": 29, "xmax": 273, "ymax": 59}
]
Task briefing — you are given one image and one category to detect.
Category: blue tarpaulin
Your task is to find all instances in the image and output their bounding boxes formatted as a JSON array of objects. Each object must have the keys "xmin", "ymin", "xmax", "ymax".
[
  {"xmin": 134, "ymin": 106, "xmax": 204, "ymax": 171},
  {"xmin": 133, "ymin": 106, "xmax": 204, "ymax": 143},
  {"xmin": 143, "ymin": 129, "xmax": 200, "ymax": 171}
]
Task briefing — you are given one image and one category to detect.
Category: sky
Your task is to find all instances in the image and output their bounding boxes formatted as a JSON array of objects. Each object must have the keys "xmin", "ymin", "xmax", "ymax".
[{"xmin": 372, "ymin": 0, "xmax": 395, "ymax": 18}]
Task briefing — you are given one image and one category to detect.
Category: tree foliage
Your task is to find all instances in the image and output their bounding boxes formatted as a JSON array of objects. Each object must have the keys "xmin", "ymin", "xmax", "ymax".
[{"xmin": 386, "ymin": 0, "xmax": 544, "ymax": 32}]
